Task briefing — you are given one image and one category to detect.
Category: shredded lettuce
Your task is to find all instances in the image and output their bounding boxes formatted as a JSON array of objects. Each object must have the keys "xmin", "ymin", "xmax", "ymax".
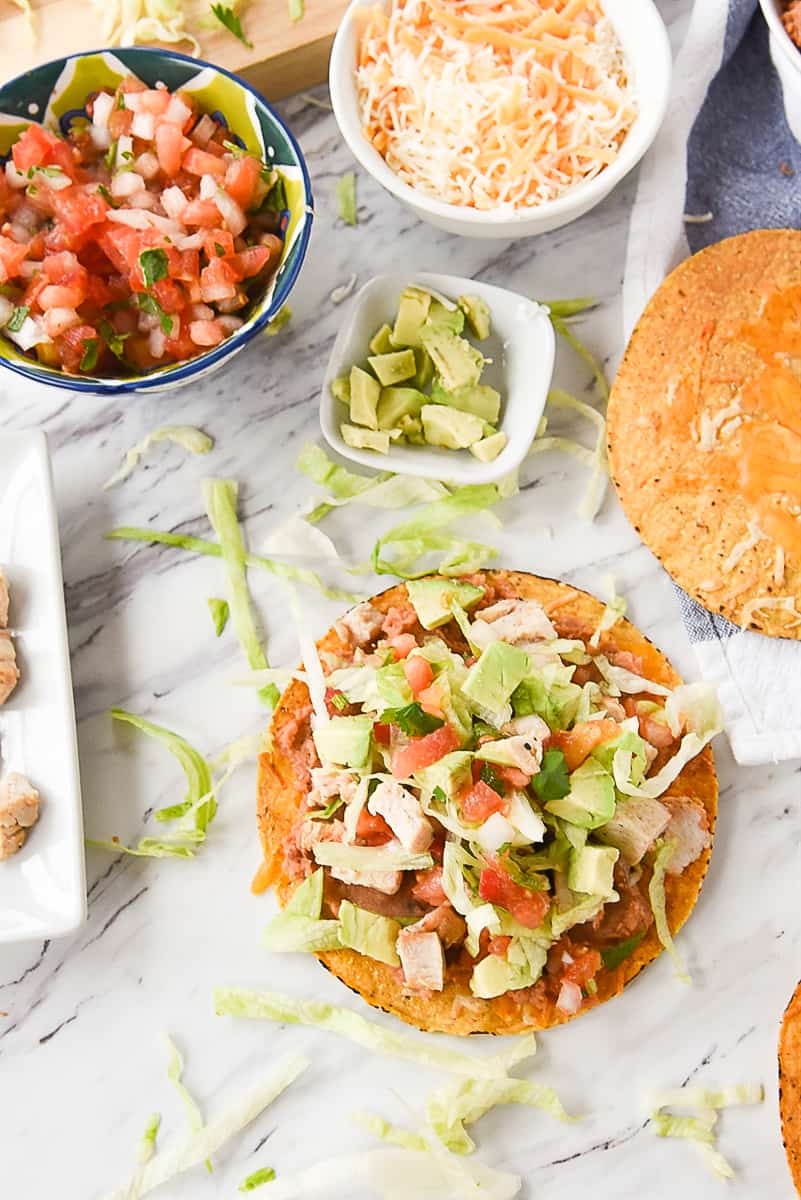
[
  {"xmin": 103, "ymin": 425, "xmax": 212, "ymax": 490},
  {"xmin": 371, "ymin": 485, "xmax": 502, "ymax": 578},
  {"xmin": 297, "ymin": 444, "xmax": 445, "ymax": 524},
  {"xmin": 528, "ymin": 389, "xmax": 609, "ymax": 519},
  {"xmin": 104, "ymin": 1056, "xmax": 308, "ymax": 1200},
  {"xmin": 85, "ymin": 834, "xmax": 204, "ymax": 859},
  {"xmin": 208, "ymin": 597, "xmax": 230, "ymax": 637},
  {"xmin": 165, "ymin": 1035, "xmax": 210, "ymax": 1172},
  {"xmin": 263, "ymin": 869, "xmax": 342, "ymax": 953},
  {"xmin": 311, "ymin": 842, "xmax": 433, "ymax": 873},
  {"xmin": 353, "ymin": 1113, "xmax": 429, "ymax": 1153},
  {"xmin": 589, "ymin": 575, "xmax": 626, "ymax": 649},
  {"xmin": 265, "ymin": 306, "xmax": 292, "ymax": 336},
  {"xmin": 595, "ymin": 656, "xmax": 672, "ymax": 698},
  {"xmin": 545, "ymin": 306, "xmax": 609, "ymax": 400},
  {"xmin": 239, "ymin": 1166, "xmax": 277, "ymax": 1190},
  {"xmin": 427, "ymin": 1075, "xmax": 573, "ymax": 1155},
  {"xmin": 650, "ymin": 1085, "xmax": 764, "ymax": 1111},
  {"xmin": 336, "ymin": 172, "xmax": 358, "ymax": 225},
  {"xmin": 126, "ymin": 1112, "xmax": 161, "ymax": 1197},
  {"xmin": 114, "ymin": 707, "xmax": 215, "ymax": 831},
  {"xmin": 613, "ymin": 688, "xmax": 722, "ymax": 801},
  {"xmin": 648, "ymin": 838, "xmax": 688, "ymax": 982},
  {"xmin": 214, "ymin": 988, "xmax": 531, "ymax": 1079},
  {"xmin": 648, "ymin": 1083, "xmax": 763, "ymax": 1181}
]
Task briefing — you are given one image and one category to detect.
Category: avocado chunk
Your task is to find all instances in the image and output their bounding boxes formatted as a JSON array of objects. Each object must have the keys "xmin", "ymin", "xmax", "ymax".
[
  {"xmin": 426, "ymin": 299, "xmax": 465, "ymax": 335},
  {"xmin": 458, "ymin": 294, "xmax": 491, "ymax": 339},
  {"xmin": 431, "ymin": 377, "xmax": 501, "ymax": 423},
  {"xmin": 339, "ymin": 900, "xmax": 400, "ymax": 966},
  {"xmin": 463, "ymin": 641, "xmax": 531, "ymax": 726},
  {"xmin": 415, "ymin": 750, "xmax": 473, "ymax": 797},
  {"xmin": 313, "ymin": 715, "xmax": 374, "ymax": 768},
  {"xmin": 367, "ymin": 349, "xmax": 417, "ymax": 387},
  {"xmin": 330, "ymin": 375, "xmax": 351, "ymax": 405},
  {"xmin": 391, "ymin": 287, "xmax": 431, "ymax": 348},
  {"xmin": 349, "ymin": 364, "xmax": 380, "ymax": 429},
  {"xmin": 369, "ymin": 323, "xmax": 394, "ymax": 356},
  {"xmin": 471, "ymin": 431, "xmax": 507, "ymax": 462},
  {"xmin": 340, "ymin": 424, "xmax": 390, "ymax": 453},
  {"xmin": 407, "ymin": 577, "xmax": 485, "ymax": 629},
  {"xmin": 421, "ymin": 404, "xmax": 485, "ymax": 449},
  {"xmin": 414, "ymin": 347, "xmax": 434, "ymax": 390},
  {"xmin": 546, "ymin": 759, "xmax": 616, "ymax": 829},
  {"xmin": 421, "ymin": 326, "xmax": 484, "ymax": 392},
  {"xmin": 377, "ymin": 385, "xmax": 425, "ymax": 429},
  {"xmin": 568, "ymin": 844, "xmax": 619, "ymax": 897},
  {"xmin": 398, "ymin": 414, "xmax": 425, "ymax": 444}
]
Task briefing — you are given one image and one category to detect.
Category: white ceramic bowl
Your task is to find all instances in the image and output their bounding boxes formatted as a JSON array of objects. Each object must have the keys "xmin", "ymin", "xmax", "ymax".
[
  {"xmin": 320, "ymin": 272, "xmax": 555, "ymax": 484},
  {"xmin": 329, "ymin": 0, "xmax": 672, "ymax": 239},
  {"xmin": 760, "ymin": 0, "xmax": 801, "ymax": 141}
]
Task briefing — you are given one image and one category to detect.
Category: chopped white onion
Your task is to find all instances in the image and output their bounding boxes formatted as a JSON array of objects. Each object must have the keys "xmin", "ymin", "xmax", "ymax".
[
  {"xmin": 37, "ymin": 169, "xmax": 71, "ymax": 191},
  {"xmin": 175, "ymin": 233, "xmax": 203, "ymax": 250},
  {"xmin": 92, "ymin": 91, "xmax": 114, "ymax": 129},
  {"xmin": 129, "ymin": 190, "xmax": 158, "ymax": 211},
  {"xmin": 213, "ymin": 187, "xmax": 246, "ymax": 236},
  {"xmin": 556, "ymin": 980, "xmax": 582, "ymax": 1015},
  {"xmin": 165, "ymin": 96, "xmax": 192, "ymax": 128},
  {"xmin": 17, "ymin": 260, "xmax": 39, "ymax": 279},
  {"xmin": 217, "ymin": 315, "xmax": 244, "ymax": 333},
  {"xmin": 0, "ymin": 296, "xmax": 13, "ymax": 326},
  {"xmin": 5, "ymin": 160, "xmax": 27, "ymax": 190},
  {"xmin": 189, "ymin": 302, "xmax": 215, "ymax": 321},
  {"xmin": 199, "ymin": 173, "xmax": 217, "ymax": 201},
  {"xmin": 149, "ymin": 327, "xmax": 166, "ymax": 359},
  {"xmin": 107, "ymin": 208, "xmax": 181, "ymax": 236},
  {"xmin": 131, "ymin": 111, "xmax": 156, "ymax": 141},
  {"xmin": 116, "ymin": 135, "xmax": 134, "ymax": 166},
  {"xmin": 191, "ymin": 114, "xmax": 217, "ymax": 146},
  {"xmin": 135, "ymin": 152, "xmax": 160, "ymax": 181},
  {"xmin": 111, "ymin": 171, "xmax": 143, "ymax": 199},
  {"xmin": 124, "ymin": 92, "xmax": 143, "ymax": 112},
  {"xmin": 6, "ymin": 315, "xmax": 51, "ymax": 351},
  {"xmin": 161, "ymin": 185, "xmax": 188, "ymax": 222},
  {"xmin": 475, "ymin": 812, "xmax": 517, "ymax": 853},
  {"xmin": 43, "ymin": 307, "xmax": 79, "ymax": 337}
]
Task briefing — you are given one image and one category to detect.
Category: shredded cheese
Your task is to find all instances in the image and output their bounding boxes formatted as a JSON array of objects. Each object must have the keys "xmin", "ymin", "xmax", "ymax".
[
  {"xmin": 92, "ymin": 0, "xmax": 200, "ymax": 53},
  {"xmin": 696, "ymin": 398, "xmax": 742, "ymax": 451},
  {"xmin": 774, "ymin": 545, "xmax": 786, "ymax": 585},
  {"xmin": 355, "ymin": 0, "xmax": 637, "ymax": 211},
  {"xmin": 722, "ymin": 519, "xmax": 765, "ymax": 573},
  {"xmin": 739, "ymin": 595, "xmax": 801, "ymax": 629}
]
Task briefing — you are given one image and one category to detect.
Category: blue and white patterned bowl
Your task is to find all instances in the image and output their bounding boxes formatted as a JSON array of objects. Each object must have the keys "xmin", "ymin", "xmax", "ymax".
[{"xmin": 0, "ymin": 47, "xmax": 314, "ymax": 394}]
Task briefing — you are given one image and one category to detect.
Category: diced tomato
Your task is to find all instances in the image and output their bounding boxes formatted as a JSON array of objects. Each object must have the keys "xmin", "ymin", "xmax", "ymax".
[
  {"xmin": 12, "ymin": 124, "xmax": 62, "ymax": 173},
  {"xmin": 201, "ymin": 229, "xmax": 235, "ymax": 260},
  {"xmin": 548, "ymin": 718, "xmax": 620, "ymax": 772},
  {"xmin": 96, "ymin": 224, "xmax": 141, "ymax": 272},
  {"xmin": 22, "ymin": 272, "xmax": 49, "ymax": 309},
  {"xmin": 39, "ymin": 282, "xmax": 87, "ymax": 311},
  {"xmin": 49, "ymin": 187, "xmax": 109, "ymax": 237},
  {"xmin": 85, "ymin": 274, "xmax": 114, "ymax": 308},
  {"xmin": 355, "ymin": 808, "xmax": 393, "ymax": 846},
  {"xmin": 488, "ymin": 935, "xmax": 512, "ymax": 958},
  {"xmin": 155, "ymin": 122, "xmax": 191, "ymax": 177},
  {"xmin": 45, "ymin": 140, "xmax": 78, "ymax": 181},
  {"xmin": 182, "ymin": 147, "xmax": 227, "ymax": 178},
  {"xmin": 172, "ymin": 248, "xmax": 200, "ymax": 283},
  {"xmin": 42, "ymin": 251, "xmax": 80, "ymax": 281},
  {"xmin": 189, "ymin": 319, "xmax": 224, "ymax": 347},
  {"xmin": 417, "ymin": 684, "xmax": 445, "ymax": 719},
  {"xmin": 478, "ymin": 867, "xmax": 550, "ymax": 930},
  {"xmin": 390, "ymin": 724, "xmax": 460, "ymax": 778},
  {"xmin": 182, "ymin": 198, "xmax": 221, "ymax": 228},
  {"xmin": 57, "ymin": 323, "xmax": 99, "ymax": 374},
  {"xmin": 200, "ymin": 256, "xmax": 239, "ymax": 303},
  {"xmin": 492, "ymin": 764, "xmax": 532, "ymax": 790},
  {"xmin": 460, "ymin": 779, "xmax": 509, "ymax": 823},
  {"xmin": 403, "ymin": 656, "xmax": 433, "ymax": 696},
  {"xmin": 373, "ymin": 722, "xmax": 391, "ymax": 746},
  {"xmin": 410, "ymin": 866, "xmax": 448, "ymax": 907},
  {"xmin": 562, "ymin": 946, "xmax": 602, "ymax": 988},
  {"xmin": 388, "ymin": 633, "xmax": 417, "ymax": 660},
  {"xmin": 139, "ymin": 89, "xmax": 171, "ymax": 116},
  {"xmin": 231, "ymin": 244, "xmax": 271, "ymax": 279},
  {"xmin": 151, "ymin": 277, "xmax": 186, "ymax": 314},
  {"xmin": 224, "ymin": 154, "xmax": 262, "ymax": 209},
  {"xmin": 0, "ymin": 236, "xmax": 28, "ymax": 283}
]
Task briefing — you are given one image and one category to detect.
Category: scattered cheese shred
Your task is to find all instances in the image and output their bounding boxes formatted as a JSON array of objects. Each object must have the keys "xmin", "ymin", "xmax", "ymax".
[
  {"xmin": 722, "ymin": 519, "xmax": 765, "ymax": 573},
  {"xmin": 739, "ymin": 594, "xmax": 801, "ymax": 630},
  {"xmin": 356, "ymin": 0, "xmax": 637, "ymax": 211}
]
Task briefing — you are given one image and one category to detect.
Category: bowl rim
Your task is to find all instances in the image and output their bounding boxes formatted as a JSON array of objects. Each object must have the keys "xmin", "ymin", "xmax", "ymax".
[
  {"xmin": 329, "ymin": 0, "xmax": 672, "ymax": 229},
  {"xmin": 759, "ymin": 0, "xmax": 801, "ymax": 75},
  {"xmin": 0, "ymin": 45, "xmax": 314, "ymax": 394}
]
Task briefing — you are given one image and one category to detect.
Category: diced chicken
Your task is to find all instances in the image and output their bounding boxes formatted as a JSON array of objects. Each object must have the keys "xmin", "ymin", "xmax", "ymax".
[
  {"xmin": 336, "ymin": 603, "xmax": 385, "ymax": 647},
  {"xmin": 0, "ymin": 632, "xmax": 19, "ymax": 705},
  {"xmin": 397, "ymin": 927, "xmax": 445, "ymax": 992},
  {"xmin": 596, "ymin": 795, "xmax": 671, "ymax": 865},
  {"xmin": 481, "ymin": 734, "xmax": 541, "ymax": 774},
  {"xmin": 471, "ymin": 599, "xmax": 557, "ymax": 649},
  {"xmin": 599, "ymin": 696, "xmax": 627, "ymax": 723},
  {"xmin": 367, "ymin": 779, "xmax": 433, "ymax": 853},
  {"xmin": 661, "ymin": 795, "xmax": 712, "ymax": 875},
  {"xmin": 307, "ymin": 765, "xmax": 359, "ymax": 810},
  {"xmin": 301, "ymin": 816, "xmax": 403, "ymax": 894},
  {"xmin": 413, "ymin": 902, "xmax": 466, "ymax": 949},
  {"xmin": 0, "ymin": 568, "xmax": 9, "ymax": 627},
  {"xmin": 0, "ymin": 772, "xmax": 40, "ymax": 860},
  {"xmin": 330, "ymin": 864, "xmax": 403, "ymax": 895},
  {"xmin": 503, "ymin": 713, "xmax": 550, "ymax": 744}
]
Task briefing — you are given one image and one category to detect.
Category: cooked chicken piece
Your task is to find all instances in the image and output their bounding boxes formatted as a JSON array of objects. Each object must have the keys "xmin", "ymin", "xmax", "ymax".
[
  {"xmin": 503, "ymin": 714, "xmax": 550, "ymax": 744},
  {"xmin": 599, "ymin": 696, "xmax": 627, "ymax": 722},
  {"xmin": 0, "ymin": 569, "xmax": 9, "ymax": 627},
  {"xmin": 397, "ymin": 927, "xmax": 445, "ymax": 991},
  {"xmin": 596, "ymin": 795, "xmax": 671, "ymax": 865},
  {"xmin": 330, "ymin": 864, "xmax": 404, "ymax": 895},
  {"xmin": 336, "ymin": 603, "xmax": 385, "ymax": 647},
  {"xmin": 367, "ymin": 779, "xmax": 433, "ymax": 853},
  {"xmin": 0, "ymin": 773, "xmax": 40, "ymax": 860},
  {"xmin": 307, "ymin": 766, "xmax": 359, "ymax": 810},
  {"xmin": 413, "ymin": 903, "xmax": 466, "ymax": 948},
  {"xmin": 0, "ymin": 632, "xmax": 19, "ymax": 706},
  {"xmin": 661, "ymin": 795, "xmax": 712, "ymax": 874},
  {"xmin": 471, "ymin": 599, "xmax": 557, "ymax": 649}
]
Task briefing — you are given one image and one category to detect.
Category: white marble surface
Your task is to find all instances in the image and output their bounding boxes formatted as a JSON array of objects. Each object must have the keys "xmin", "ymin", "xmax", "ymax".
[{"xmin": 1, "ymin": 3, "xmax": 800, "ymax": 1196}]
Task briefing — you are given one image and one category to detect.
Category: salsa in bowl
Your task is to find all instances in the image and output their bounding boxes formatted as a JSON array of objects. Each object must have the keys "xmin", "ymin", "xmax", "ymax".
[{"xmin": 0, "ymin": 48, "xmax": 313, "ymax": 392}]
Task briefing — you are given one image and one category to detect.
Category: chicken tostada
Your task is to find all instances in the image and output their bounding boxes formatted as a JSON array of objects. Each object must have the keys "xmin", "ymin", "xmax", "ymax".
[
  {"xmin": 781, "ymin": 979, "xmax": 801, "ymax": 1196},
  {"xmin": 257, "ymin": 570, "xmax": 719, "ymax": 1035}
]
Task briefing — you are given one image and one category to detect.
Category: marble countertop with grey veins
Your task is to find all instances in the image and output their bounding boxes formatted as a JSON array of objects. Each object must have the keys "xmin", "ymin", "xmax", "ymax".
[{"xmin": 1, "ymin": 2, "xmax": 799, "ymax": 1196}]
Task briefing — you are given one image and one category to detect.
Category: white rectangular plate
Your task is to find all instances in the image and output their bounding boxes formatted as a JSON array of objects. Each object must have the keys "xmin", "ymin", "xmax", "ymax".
[{"xmin": 0, "ymin": 430, "xmax": 85, "ymax": 941}]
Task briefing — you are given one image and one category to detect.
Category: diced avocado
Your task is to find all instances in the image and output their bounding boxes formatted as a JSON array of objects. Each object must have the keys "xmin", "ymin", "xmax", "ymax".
[
  {"xmin": 313, "ymin": 715, "xmax": 373, "ymax": 768},
  {"xmin": 391, "ymin": 287, "xmax": 431, "ymax": 348},
  {"xmin": 369, "ymin": 323, "xmax": 394, "ymax": 356},
  {"xmin": 330, "ymin": 375, "xmax": 351, "ymax": 405},
  {"xmin": 407, "ymin": 577, "xmax": 485, "ymax": 630},
  {"xmin": 595, "ymin": 795, "xmax": 671, "ymax": 865},
  {"xmin": 463, "ymin": 641, "xmax": 531, "ymax": 726},
  {"xmin": 421, "ymin": 327, "xmax": 484, "ymax": 392},
  {"xmin": 470, "ymin": 431, "xmax": 507, "ymax": 462},
  {"xmin": 376, "ymin": 660, "xmax": 413, "ymax": 709},
  {"xmin": 377, "ymin": 386, "xmax": 425, "ymax": 429},
  {"xmin": 421, "ymin": 404, "xmax": 485, "ymax": 449},
  {"xmin": 398, "ymin": 414, "xmax": 425, "ymax": 444},
  {"xmin": 469, "ymin": 939, "xmax": 547, "ymax": 998},
  {"xmin": 415, "ymin": 750, "xmax": 473, "ymax": 797},
  {"xmin": 431, "ymin": 377, "xmax": 502, "ymax": 424},
  {"xmin": 339, "ymin": 900, "xmax": 400, "ymax": 966},
  {"xmin": 349, "ymin": 364, "xmax": 380, "ymax": 429},
  {"xmin": 458, "ymin": 294, "xmax": 491, "ymax": 339},
  {"xmin": 567, "ymin": 844, "xmax": 619, "ymax": 897},
  {"xmin": 426, "ymin": 299, "xmax": 465, "ymax": 335},
  {"xmin": 367, "ymin": 349, "xmax": 417, "ymax": 387},
  {"xmin": 341, "ymin": 424, "xmax": 390, "ymax": 454},
  {"xmin": 546, "ymin": 759, "xmax": 616, "ymax": 829},
  {"xmin": 414, "ymin": 347, "xmax": 435, "ymax": 390}
]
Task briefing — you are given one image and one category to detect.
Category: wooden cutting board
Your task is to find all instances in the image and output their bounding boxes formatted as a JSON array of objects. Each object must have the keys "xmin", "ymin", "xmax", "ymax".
[{"xmin": 0, "ymin": 0, "xmax": 349, "ymax": 101}]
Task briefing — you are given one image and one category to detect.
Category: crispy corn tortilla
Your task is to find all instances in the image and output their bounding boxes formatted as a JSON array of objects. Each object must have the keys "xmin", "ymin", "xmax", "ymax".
[
  {"xmin": 608, "ymin": 230, "xmax": 801, "ymax": 639},
  {"xmin": 257, "ymin": 570, "xmax": 718, "ymax": 1035},
  {"xmin": 781, "ymin": 979, "xmax": 801, "ymax": 1196}
]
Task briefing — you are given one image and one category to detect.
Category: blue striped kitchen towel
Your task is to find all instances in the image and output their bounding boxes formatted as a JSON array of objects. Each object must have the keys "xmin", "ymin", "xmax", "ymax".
[{"xmin": 622, "ymin": 0, "xmax": 801, "ymax": 765}]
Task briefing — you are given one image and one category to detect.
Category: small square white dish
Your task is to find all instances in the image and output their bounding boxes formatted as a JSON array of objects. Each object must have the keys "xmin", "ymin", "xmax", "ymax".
[
  {"xmin": 320, "ymin": 272, "xmax": 555, "ymax": 484},
  {"xmin": 0, "ymin": 430, "xmax": 85, "ymax": 942}
]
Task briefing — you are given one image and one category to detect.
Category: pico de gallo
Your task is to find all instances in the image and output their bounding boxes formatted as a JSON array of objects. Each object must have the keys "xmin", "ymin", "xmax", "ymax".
[{"xmin": 0, "ymin": 76, "xmax": 288, "ymax": 376}]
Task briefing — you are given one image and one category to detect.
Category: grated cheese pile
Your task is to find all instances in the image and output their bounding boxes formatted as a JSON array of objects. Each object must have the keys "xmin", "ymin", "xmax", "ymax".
[{"xmin": 355, "ymin": 0, "xmax": 637, "ymax": 211}]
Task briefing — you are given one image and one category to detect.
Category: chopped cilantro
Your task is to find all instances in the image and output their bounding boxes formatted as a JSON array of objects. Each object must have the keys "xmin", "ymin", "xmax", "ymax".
[
  {"xmin": 104, "ymin": 140, "xmax": 118, "ymax": 171},
  {"xmin": 137, "ymin": 293, "xmax": 174, "ymax": 336},
  {"xmin": 210, "ymin": 3, "xmax": 254, "ymax": 47},
  {"xmin": 139, "ymin": 248, "xmax": 169, "ymax": 289},
  {"xmin": 6, "ymin": 305, "xmax": 29, "ymax": 333},
  {"xmin": 379, "ymin": 702, "xmax": 443, "ymax": 737},
  {"xmin": 310, "ymin": 796, "xmax": 345, "ymax": 821},
  {"xmin": 116, "ymin": 92, "xmax": 125, "ymax": 110},
  {"xmin": 330, "ymin": 692, "xmax": 349, "ymax": 712},
  {"xmin": 222, "ymin": 139, "xmax": 247, "ymax": 158},
  {"xmin": 432, "ymin": 785, "xmax": 447, "ymax": 805},
  {"xmin": 498, "ymin": 846, "xmax": 550, "ymax": 891},
  {"xmin": 530, "ymin": 748, "xmax": 570, "ymax": 802},
  {"xmin": 98, "ymin": 320, "xmax": 130, "ymax": 362},
  {"xmin": 214, "ymin": 242, "xmax": 226, "ymax": 257},
  {"xmin": 601, "ymin": 932, "xmax": 646, "ymax": 971},
  {"xmin": 480, "ymin": 763, "xmax": 505, "ymax": 796},
  {"xmin": 263, "ymin": 175, "xmax": 287, "ymax": 213},
  {"xmin": 79, "ymin": 338, "xmax": 100, "ymax": 373},
  {"xmin": 97, "ymin": 184, "xmax": 115, "ymax": 206}
]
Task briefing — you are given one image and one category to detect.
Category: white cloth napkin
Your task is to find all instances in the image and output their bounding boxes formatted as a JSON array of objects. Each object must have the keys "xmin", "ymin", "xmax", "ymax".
[{"xmin": 622, "ymin": 0, "xmax": 801, "ymax": 765}]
